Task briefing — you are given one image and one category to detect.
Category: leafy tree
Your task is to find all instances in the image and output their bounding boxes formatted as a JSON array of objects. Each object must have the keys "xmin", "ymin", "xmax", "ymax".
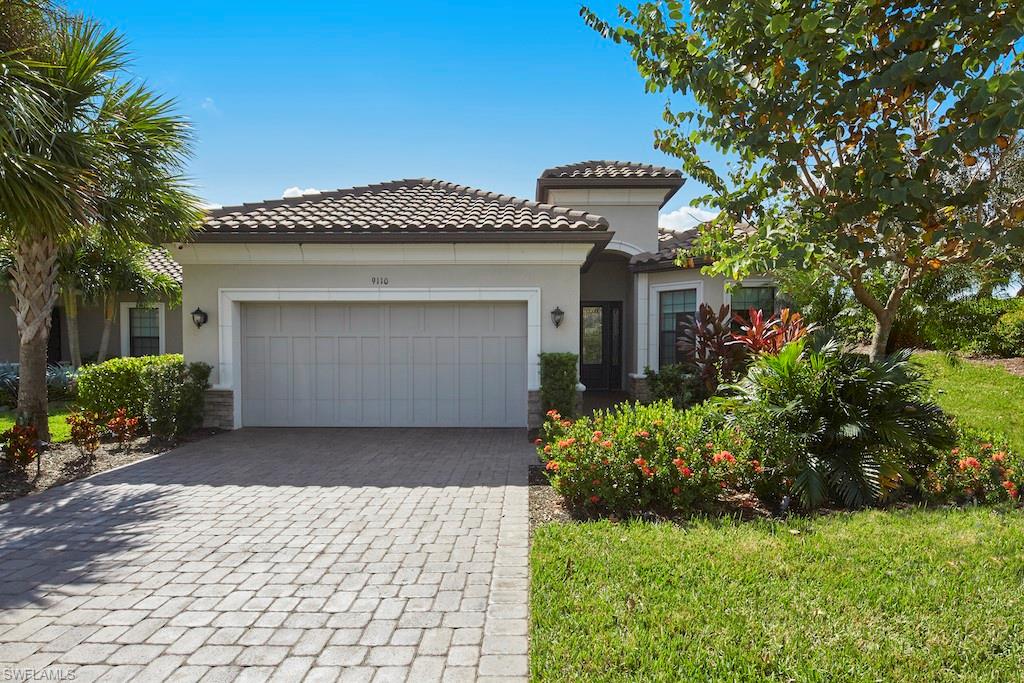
[
  {"xmin": 0, "ymin": 4, "xmax": 201, "ymax": 438},
  {"xmin": 584, "ymin": 0, "xmax": 1024, "ymax": 360}
]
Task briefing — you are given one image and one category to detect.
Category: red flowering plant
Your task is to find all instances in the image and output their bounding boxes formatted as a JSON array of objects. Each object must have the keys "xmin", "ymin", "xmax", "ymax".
[
  {"xmin": 106, "ymin": 407, "xmax": 140, "ymax": 452},
  {"xmin": 923, "ymin": 427, "xmax": 1021, "ymax": 505},
  {"xmin": 537, "ymin": 400, "xmax": 753, "ymax": 514}
]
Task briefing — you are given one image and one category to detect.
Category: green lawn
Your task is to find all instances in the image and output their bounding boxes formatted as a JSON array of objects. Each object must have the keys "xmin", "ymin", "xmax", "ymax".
[
  {"xmin": 0, "ymin": 402, "xmax": 72, "ymax": 442},
  {"xmin": 914, "ymin": 351, "xmax": 1024, "ymax": 454},
  {"xmin": 532, "ymin": 509, "xmax": 1024, "ymax": 682}
]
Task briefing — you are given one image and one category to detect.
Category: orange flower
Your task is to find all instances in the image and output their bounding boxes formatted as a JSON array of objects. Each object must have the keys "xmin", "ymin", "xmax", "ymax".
[
  {"xmin": 557, "ymin": 438, "xmax": 576, "ymax": 448},
  {"xmin": 958, "ymin": 457, "xmax": 982, "ymax": 471},
  {"xmin": 589, "ymin": 495, "xmax": 601, "ymax": 504},
  {"xmin": 533, "ymin": 438, "xmax": 543, "ymax": 445},
  {"xmin": 675, "ymin": 445, "xmax": 686, "ymax": 453},
  {"xmin": 546, "ymin": 409, "xmax": 561, "ymax": 419},
  {"xmin": 712, "ymin": 450, "xmax": 736, "ymax": 465},
  {"xmin": 981, "ymin": 443, "xmax": 993, "ymax": 451},
  {"xmin": 634, "ymin": 457, "xmax": 647, "ymax": 467},
  {"xmin": 636, "ymin": 430, "xmax": 650, "ymax": 439},
  {"xmin": 992, "ymin": 451, "xmax": 1007, "ymax": 463},
  {"xmin": 543, "ymin": 444, "xmax": 552, "ymax": 454},
  {"xmin": 751, "ymin": 460, "xmax": 764, "ymax": 473},
  {"xmin": 545, "ymin": 460, "xmax": 559, "ymax": 472},
  {"xmin": 672, "ymin": 486, "xmax": 681, "ymax": 495},
  {"xmin": 592, "ymin": 479, "xmax": 602, "ymax": 486},
  {"xmin": 680, "ymin": 466, "xmax": 693, "ymax": 478},
  {"xmin": 951, "ymin": 447, "xmax": 961, "ymax": 455},
  {"xmin": 600, "ymin": 439, "xmax": 613, "ymax": 448},
  {"xmin": 560, "ymin": 420, "xmax": 572, "ymax": 428}
]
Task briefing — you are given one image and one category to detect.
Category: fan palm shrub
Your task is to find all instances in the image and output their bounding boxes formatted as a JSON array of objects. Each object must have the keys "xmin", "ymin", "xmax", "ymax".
[
  {"xmin": 725, "ymin": 339, "xmax": 954, "ymax": 510},
  {"xmin": 0, "ymin": 5, "xmax": 202, "ymax": 437}
]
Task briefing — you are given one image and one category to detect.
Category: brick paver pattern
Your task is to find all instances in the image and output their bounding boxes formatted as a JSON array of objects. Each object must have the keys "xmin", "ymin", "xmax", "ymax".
[{"xmin": 0, "ymin": 428, "xmax": 533, "ymax": 682}]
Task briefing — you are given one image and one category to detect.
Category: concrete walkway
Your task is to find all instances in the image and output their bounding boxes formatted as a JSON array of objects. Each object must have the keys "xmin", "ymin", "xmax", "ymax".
[{"xmin": 0, "ymin": 428, "xmax": 533, "ymax": 682}]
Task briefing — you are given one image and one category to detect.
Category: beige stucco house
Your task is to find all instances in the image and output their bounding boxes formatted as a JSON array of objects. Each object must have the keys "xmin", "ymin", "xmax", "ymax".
[
  {"xmin": 169, "ymin": 161, "xmax": 776, "ymax": 430},
  {"xmin": 0, "ymin": 249, "xmax": 184, "ymax": 366}
]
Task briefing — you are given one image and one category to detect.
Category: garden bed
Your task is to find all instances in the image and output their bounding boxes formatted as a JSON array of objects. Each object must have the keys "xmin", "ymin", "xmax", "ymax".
[{"xmin": 0, "ymin": 429, "xmax": 220, "ymax": 504}]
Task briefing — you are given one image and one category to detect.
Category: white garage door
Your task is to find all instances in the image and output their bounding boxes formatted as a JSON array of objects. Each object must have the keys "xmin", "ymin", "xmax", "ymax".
[{"xmin": 240, "ymin": 302, "xmax": 527, "ymax": 427}]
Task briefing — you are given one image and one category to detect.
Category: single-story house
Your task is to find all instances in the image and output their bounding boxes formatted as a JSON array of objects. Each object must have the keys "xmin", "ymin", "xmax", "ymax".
[
  {"xmin": 171, "ymin": 161, "xmax": 776, "ymax": 430},
  {"xmin": 0, "ymin": 248, "xmax": 184, "ymax": 365}
]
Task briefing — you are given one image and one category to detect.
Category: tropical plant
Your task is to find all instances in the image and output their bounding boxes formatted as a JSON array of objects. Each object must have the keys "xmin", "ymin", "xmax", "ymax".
[
  {"xmin": 537, "ymin": 401, "xmax": 753, "ymax": 514},
  {"xmin": 0, "ymin": 4, "xmax": 202, "ymax": 438},
  {"xmin": 66, "ymin": 410, "xmax": 101, "ymax": 463},
  {"xmin": 725, "ymin": 339, "xmax": 955, "ymax": 509},
  {"xmin": 729, "ymin": 308, "xmax": 814, "ymax": 356},
  {"xmin": 677, "ymin": 303, "xmax": 747, "ymax": 394},
  {"xmin": 584, "ymin": 0, "xmax": 1024, "ymax": 362},
  {"xmin": 106, "ymin": 407, "xmax": 139, "ymax": 452},
  {"xmin": 2, "ymin": 424, "xmax": 40, "ymax": 477},
  {"xmin": 0, "ymin": 362, "xmax": 75, "ymax": 408}
]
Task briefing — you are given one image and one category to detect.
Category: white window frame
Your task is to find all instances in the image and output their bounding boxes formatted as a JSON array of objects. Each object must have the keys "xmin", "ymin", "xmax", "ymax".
[
  {"xmin": 648, "ymin": 281, "xmax": 703, "ymax": 371},
  {"xmin": 119, "ymin": 301, "xmax": 166, "ymax": 357}
]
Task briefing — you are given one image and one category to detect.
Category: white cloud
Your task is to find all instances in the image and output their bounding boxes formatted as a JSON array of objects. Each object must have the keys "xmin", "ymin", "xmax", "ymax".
[
  {"xmin": 282, "ymin": 186, "xmax": 320, "ymax": 198},
  {"xmin": 200, "ymin": 97, "xmax": 221, "ymax": 115},
  {"xmin": 659, "ymin": 206, "xmax": 719, "ymax": 231}
]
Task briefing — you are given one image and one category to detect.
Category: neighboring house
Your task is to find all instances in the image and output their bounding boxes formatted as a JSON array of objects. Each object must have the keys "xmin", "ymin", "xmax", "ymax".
[
  {"xmin": 175, "ymin": 160, "xmax": 776, "ymax": 431},
  {"xmin": 0, "ymin": 248, "xmax": 184, "ymax": 364}
]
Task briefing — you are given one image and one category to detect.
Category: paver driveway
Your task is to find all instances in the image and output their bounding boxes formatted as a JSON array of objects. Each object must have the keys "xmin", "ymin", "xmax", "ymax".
[{"xmin": 0, "ymin": 428, "xmax": 533, "ymax": 682}]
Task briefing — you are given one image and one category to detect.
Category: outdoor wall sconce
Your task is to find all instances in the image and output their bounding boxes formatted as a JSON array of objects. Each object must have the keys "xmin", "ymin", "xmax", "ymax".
[
  {"xmin": 191, "ymin": 307, "xmax": 209, "ymax": 329},
  {"xmin": 550, "ymin": 307, "xmax": 564, "ymax": 328}
]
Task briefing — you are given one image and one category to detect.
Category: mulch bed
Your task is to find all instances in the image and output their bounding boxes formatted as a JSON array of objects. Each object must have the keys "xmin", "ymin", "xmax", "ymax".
[{"xmin": 0, "ymin": 429, "xmax": 221, "ymax": 505}]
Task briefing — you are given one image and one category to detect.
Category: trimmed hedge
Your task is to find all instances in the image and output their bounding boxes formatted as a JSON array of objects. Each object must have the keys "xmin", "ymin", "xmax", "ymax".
[
  {"xmin": 77, "ymin": 355, "xmax": 183, "ymax": 419},
  {"xmin": 144, "ymin": 360, "xmax": 212, "ymax": 439},
  {"xmin": 539, "ymin": 352, "xmax": 578, "ymax": 418}
]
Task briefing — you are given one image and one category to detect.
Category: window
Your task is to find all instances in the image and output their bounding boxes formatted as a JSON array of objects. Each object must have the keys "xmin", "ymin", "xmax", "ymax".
[
  {"xmin": 659, "ymin": 289, "xmax": 696, "ymax": 368},
  {"xmin": 120, "ymin": 303, "xmax": 165, "ymax": 357},
  {"xmin": 731, "ymin": 286, "xmax": 777, "ymax": 318}
]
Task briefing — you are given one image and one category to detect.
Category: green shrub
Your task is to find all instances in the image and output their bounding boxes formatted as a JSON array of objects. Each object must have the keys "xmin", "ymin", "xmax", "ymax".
[
  {"xmin": 644, "ymin": 363, "xmax": 704, "ymax": 408},
  {"xmin": 537, "ymin": 401, "xmax": 752, "ymax": 514},
  {"xmin": 924, "ymin": 297, "xmax": 1022, "ymax": 356},
  {"xmin": 77, "ymin": 355, "xmax": 182, "ymax": 419},
  {"xmin": 143, "ymin": 360, "xmax": 212, "ymax": 439},
  {"xmin": 726, "ymin": 339, "xmax": 955, "ymax": 510},
  {"xmin": 994, "ymin": 306, "xmax": 1024, "ymax": 357},
  {"xmin": 922, "ymin": 426, "xmax": 1021, "ymax": 504},
  {"xmin": 539, "ymin": 352, "xmax": 578, "ymax": 418}
]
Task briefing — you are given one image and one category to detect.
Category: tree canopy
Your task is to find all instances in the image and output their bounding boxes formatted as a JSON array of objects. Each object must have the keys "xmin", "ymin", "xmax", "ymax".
[{"xmin": 584, "ymin": 0, "xmax": 1024, "ymax": 358}]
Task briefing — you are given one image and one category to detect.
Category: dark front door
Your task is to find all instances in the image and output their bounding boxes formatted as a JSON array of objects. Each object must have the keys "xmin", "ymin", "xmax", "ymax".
[{"xmin": 580, "ymin": 301, "xmax": 622, "ymax": 391}]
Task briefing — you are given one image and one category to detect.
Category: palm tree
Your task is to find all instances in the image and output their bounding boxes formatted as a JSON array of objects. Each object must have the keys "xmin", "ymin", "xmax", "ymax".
[{"xmin": 0, "ymin": 6, "xmax": 201, "ymax": 438}]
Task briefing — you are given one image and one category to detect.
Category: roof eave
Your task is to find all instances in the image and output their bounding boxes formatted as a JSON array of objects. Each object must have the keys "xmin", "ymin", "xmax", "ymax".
[
  {"xmin": 535, "ymin": 176, "xmax": 685, "ymax": 208},
  {"xmin": 187, "ymin": 230, "xmax": 612, "ymax": 246}
]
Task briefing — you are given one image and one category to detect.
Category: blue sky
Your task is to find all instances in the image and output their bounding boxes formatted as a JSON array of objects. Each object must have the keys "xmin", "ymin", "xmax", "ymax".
[{"xmin": 72, "ymin": 0, "xmax": 721, "ymax": 228}]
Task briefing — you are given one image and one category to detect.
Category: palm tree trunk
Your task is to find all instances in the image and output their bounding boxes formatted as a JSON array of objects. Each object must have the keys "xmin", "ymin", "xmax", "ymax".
[
  {"xmin": 97, "ymin": 292, "xmax": 115, "ymax": 361},
  {"xmin": 63, "ymin": 288, "xmax": 82, "ymax": 368},
  {"xmin": 9, "ymin": 236, "xmax": 59, "ymax": 440}
]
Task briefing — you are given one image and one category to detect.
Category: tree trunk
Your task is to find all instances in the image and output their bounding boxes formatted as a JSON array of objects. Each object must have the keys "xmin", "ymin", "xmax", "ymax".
[
  {"xmin": 64, "ymin": 288, "xmax": 82, "ymax": 368},
  {"xmin": 9, "ymin": 236, "xmax": 59, "ymax": 441},
  {"xmin": 97, "ymin": 292, "xmax": 115, "ymax": 361},
  {"xmin": 868, "ymin": 311, "xmax": 893, "ymax": 363}
]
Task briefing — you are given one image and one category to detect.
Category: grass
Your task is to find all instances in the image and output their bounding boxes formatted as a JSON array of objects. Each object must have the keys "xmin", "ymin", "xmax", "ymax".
[
  {"xmin": 531, "ymin": 509, "xmax": 1024, "ymax": 682},
  {"xmin": 0, "ymin": 402, "xmax": 72, "ymax": 443},
  {"xmin": 913, "ymin": 351, "xmax": 1024, "ymax": 454}
]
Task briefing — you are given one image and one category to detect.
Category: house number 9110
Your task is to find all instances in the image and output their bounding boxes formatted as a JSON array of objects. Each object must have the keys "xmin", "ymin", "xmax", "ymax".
[{"xmin": 371, "ymin": 276, "xmax": 389, "ymax": 286}]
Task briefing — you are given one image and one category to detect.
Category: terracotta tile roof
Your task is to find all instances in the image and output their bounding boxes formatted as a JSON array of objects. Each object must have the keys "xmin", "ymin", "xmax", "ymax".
[
  {"xmin": 194, "ymin": 178, "xmax": 610, "ymax": 243},
  {"xmin": 144, "ymin": 248, "xmax": 182, "ymax": 284},
  {"xmin": 539, "ymin": 160, "xmax": 683, "ymax": 180}
]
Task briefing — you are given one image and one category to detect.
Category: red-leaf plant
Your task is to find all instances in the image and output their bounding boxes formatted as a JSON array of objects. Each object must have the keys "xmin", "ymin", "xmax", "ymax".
[
  {"xmin": 678, "ymin": 303, "xmax": 748, "ymax": 394},
  {"xmin": 730, "ymin": 308, "xmax": 815, "ymax": 355},
  {"xmin": 3, "ymin": 424, "xmax": 41, "ymax": 478},
  {"xmin": 67, "ymin": 411, "xmax": 102, "ymax": 464},
  {"xmin": 107, "ymin": 408, "xmax": 140, "ymax": 453}
]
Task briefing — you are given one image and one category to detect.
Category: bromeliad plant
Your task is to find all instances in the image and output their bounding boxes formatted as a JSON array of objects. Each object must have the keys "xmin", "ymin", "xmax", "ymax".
[
  {"xmin": 537, "ymin": 401, "xmax": 753, "ymax": 514},
  {"xmin": 726, "ymin": 338, "xmax": 955, "ymax": 510}
]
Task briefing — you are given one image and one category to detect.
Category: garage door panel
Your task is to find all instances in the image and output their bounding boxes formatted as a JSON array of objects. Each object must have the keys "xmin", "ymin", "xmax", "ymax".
[{"xmin": 242, "ymin": 302, "xmax": 526, "ymax": 427}]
